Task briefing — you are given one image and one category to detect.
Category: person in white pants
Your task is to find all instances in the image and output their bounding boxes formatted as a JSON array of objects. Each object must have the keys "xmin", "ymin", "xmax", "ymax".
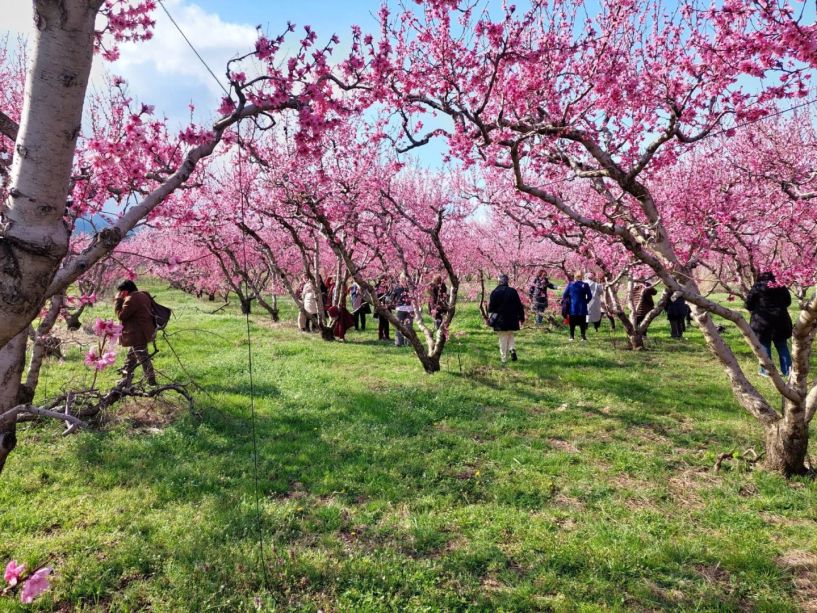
[
  {"xmin": 497, "ymin": 331, "xmax": 516, "ymax": 363},
  {"xmin": 487, "ymin": 273, "xmax": 526, "ymax": 364}
]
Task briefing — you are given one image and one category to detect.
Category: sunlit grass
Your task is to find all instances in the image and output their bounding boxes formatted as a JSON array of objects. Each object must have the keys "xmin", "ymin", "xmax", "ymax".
[{"xmin": 1, "ymin": 282, "xmax": 815, "ymax": 611}]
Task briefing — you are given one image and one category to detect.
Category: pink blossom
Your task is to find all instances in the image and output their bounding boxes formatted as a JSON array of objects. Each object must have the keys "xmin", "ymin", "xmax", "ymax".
[
  {"xmin": 84, "ymin": 348, "xmax": 118, "ymax": 371},
  {"xmin": 20, "ymin": 567, "xmax": 52, "ymax": 604},
  {"xmin": 4, "ymin": 560, "xmax": 24, "ymax": 587},
  {"xmin": 92, "ymin": 318, "xmax": 123, "ymax": 339},
  {"xmin": 79, "ymin": 293, "xmax": 98, "ymax": 306},
  {"xmin": 217, "ymin": 97, "xmax": 236, "ymax": 116}
]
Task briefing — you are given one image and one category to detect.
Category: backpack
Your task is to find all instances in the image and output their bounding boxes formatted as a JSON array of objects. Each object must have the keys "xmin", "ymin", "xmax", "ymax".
[{"xmin": 149, "ymin": 295, "xmax": 172, "ymax": 330}]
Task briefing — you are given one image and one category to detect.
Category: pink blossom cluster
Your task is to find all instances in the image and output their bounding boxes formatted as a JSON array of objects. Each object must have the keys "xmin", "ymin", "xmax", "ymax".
[
  {"xmin": 92, "ymin": 318, "xmax": 123, "ymax": 340},
  {"xmin": 4, "ymin": 561, "xmax": 52, "ymax": 604},
  {"xmin": 84, "ymin": 348, "xmax": 118, "ymax": 371}
]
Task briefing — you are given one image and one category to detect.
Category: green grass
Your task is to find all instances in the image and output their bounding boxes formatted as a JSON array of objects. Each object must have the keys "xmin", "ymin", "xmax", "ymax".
[{"xmin": 1, "ymin": 283, "xmax": 815, "ymax": 611}]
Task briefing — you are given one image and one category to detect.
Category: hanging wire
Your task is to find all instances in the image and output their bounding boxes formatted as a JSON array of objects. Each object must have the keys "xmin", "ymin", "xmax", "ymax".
[
  {"xmin": 158, "ymin": 0, "xmax": 270, "ymax": 590},
  {"xmin": 156, "ymin": 0, "xmax": 230, "ymax": 95},
  {"xmin": 237, "ymin": 129, "xmax": 272, "ymax": 590}
]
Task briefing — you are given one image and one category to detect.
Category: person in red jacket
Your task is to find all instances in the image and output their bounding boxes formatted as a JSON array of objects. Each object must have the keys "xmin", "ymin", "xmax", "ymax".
[{"xmin": 114, "ymin": 280, "xmax": 157, "ymax": 386}]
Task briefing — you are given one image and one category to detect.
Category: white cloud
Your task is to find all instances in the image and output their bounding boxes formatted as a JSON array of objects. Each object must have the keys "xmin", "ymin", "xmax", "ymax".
[
  {"xmin": 2, "ymin": 1, "xmax": 257, "ymax": 126},
  {"xmin": 115, "ymin": 0, "xmax": 257, "ymax": 98}
]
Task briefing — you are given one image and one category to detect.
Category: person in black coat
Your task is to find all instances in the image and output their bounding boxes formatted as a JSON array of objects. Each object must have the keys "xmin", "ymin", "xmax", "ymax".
[
  {"xmin": 488, "ymin": 273, "xmax": 525, "ymax": 363},
  {"xmin": 666, "ymin": 292, "xmax": 688, "ymax": 339},
  {"xmin": 746, "ymin": 272, "xmax": 793, "ymax": 376}
]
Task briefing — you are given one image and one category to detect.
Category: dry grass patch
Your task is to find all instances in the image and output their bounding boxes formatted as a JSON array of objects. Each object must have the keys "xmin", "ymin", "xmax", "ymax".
[
  {"xmin": 779, "ymin": 550, "xmax": 817, "ymax": 612},
  {"xmin": 109, "ymin": 396, "xmax": 185, "ymax": 432}
]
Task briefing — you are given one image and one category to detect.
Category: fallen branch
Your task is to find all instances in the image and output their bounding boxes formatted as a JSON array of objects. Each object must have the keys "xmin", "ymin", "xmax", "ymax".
[{"xmin": 714, "ymin": 448, "xmax": 764, "ymax": 472}]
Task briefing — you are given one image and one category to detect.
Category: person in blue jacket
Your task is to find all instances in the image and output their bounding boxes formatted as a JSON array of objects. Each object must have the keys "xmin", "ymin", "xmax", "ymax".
[{"xmin": 562, "ymin": 271, "xmax": 593, "ymax": 341}]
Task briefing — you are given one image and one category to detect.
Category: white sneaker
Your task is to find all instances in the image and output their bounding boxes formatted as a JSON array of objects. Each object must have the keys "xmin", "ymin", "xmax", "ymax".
[{"xmin": 568, "ymin": 337, "xmax": 575, "ymax": 342}]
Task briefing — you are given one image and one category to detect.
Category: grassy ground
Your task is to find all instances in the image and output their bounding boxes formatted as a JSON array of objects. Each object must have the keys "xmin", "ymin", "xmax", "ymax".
[{"xmin": 1, "ymin": 283, "xmax": 816, "ymax": 611}]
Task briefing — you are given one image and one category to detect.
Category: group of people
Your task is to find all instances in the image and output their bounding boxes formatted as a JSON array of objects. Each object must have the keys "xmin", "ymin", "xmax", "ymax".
[
  {"xmin": 296, "ymin": 273, "xmax": 450, "ymax": 347},
  {"xmin": 108, "ymin": 269, "xmax": 795, "ymax": 385},
  {"xmin": 489, "ymin": 269, "xmax": 795, "ymax": 376},
  {"xmin": 488, "ymin": 270, "xmax": 693, "ymax": 363}
]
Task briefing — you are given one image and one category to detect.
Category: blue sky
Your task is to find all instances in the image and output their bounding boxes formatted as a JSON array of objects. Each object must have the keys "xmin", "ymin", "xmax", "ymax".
[{"xmin": 5, "ymin": 0, "xmax": 389, "ymax": 129}]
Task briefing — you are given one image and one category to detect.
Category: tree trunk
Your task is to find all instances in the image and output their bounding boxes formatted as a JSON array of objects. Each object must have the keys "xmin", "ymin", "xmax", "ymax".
[
  {"xmin": 0, "ymin": 0, "xmax": 100, "ymax": 349},
  {"xmin": 764, "ymin": 414, "xmax": 809, "ymax": 476},
  {"xmin": 0, "ymin": 332, "xmax": 30, "ymax": 475},
  {"xmin": 629, "ymin": 331, "xmax": 645, "ymax": 350},
  {"xmin": 240, "ymin": 297, "xmax": 252, "ymax": 315},
  {"xmin": 419, "ymin": 353, "xmax": 441, "ymax": 374}
]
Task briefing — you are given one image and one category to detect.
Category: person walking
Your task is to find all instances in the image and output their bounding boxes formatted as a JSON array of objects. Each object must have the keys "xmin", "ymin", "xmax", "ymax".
[
  {"xmin": 562, "ymin": 272, "xmax": 593, "ymax": 341},
  {"xmin": 488, "ymin": 273, "xmax": 525, "ymax": 363},
  {"xmin": 392, "ymin": 274, "xmax": 414, "ymax": 347},
  {"xmin": 427, "ymin": 274, "xmax": 449, "ymax": 330},
  {"xmin": 298, "ymin": 276, "xmax": 319, "ymax": 332},
  {"xmin": 375, "ymin": 275, "xmax": 392, "ymax": 341},
  {"xmin": 114, "ymin": 280, "xmax": 157, "ymax": 387},
  {"xmin": 528, "ymin": 271, "xmax": 556, "ymax": 326},
  {"xmin": 585, "ymin": 271, "xmax": 603, "ymax": 331},
  {"xmin": 746, "ymin": 272, "xmax": 793, "ymax": 377},
  {"xmin": 666, "ymin": 291, "xmax": 688, "ymax": 339}
]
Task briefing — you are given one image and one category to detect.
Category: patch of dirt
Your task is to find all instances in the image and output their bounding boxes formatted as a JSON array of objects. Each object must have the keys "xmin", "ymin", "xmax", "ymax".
[
  {"xmin": 696, "ymin": 563, "xmax": 731, "ymax": 586},
  {"xmin": 554, "ymin": 515, "xmax": 577, "ymax": 531},
  {"xmin": 630, "ymin": 424, "xmax": 672, "ymax": 445},
  {"xmin": 761, "ymin": 513, "xmax": 816, "ymax": 529},
  {"xmin": 552, "ymin": 493, "xmax": 586, "ymax": 510},
  {"xmin": 738, "ymin": 483, "xmax": 758, "ymax": 497},
  {"xmin": 643, "ymin": 580, "xmax": 686, "ymax": 606},
  {"xmin": 110, "ymin": 396, "xmax": 185, "ymax": 432},
  {"xmin": 778, "ymin": 551, "xmax": 817, "ymax": 612},
  {"xmin": 612, "ymin": 474, "xmax": 659, "ymax": 511},
  {"xmin": 547, "ymin": 438, "xmax": 579, "ymax": 453},
  {"xmin": 481, "ymin": 576, "xmax": 506, "ymax": 592},
  {"xmin": 667, "ymin": 468, "xmax": 719, "ymax": 509}
]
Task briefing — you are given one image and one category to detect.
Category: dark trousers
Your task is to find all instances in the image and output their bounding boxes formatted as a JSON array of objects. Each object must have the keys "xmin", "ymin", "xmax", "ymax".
[
  {"xmin": 569, "ymin": 315, "xmax": 588, "ymax": 339},
  {"xmin": 378, "ymin": 314, "xmax": 390, "ymax": 340},
  {"xmin": 123, "ymin": 345, "xmax": 156, "ymax": 385},
  {"xmin": 354, "ymin": 311, "xmax": 367, "ymax": 331},
  {"xmin": 669, "ymin": 318, "xmax": 685, "ymax": 338},
  {"xmin": 395, "ymin": 311, "xmax": 413, "ymax": 346}
]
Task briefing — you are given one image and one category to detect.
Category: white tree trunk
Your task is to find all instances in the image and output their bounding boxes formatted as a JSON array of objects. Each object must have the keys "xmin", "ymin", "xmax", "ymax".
[
  {"xmin": 0, "ymin": 331, "xmax": 30, "ymax": 473},
  {"xmin": 0, "ymin": 0, "xmax": 100, "ymax": 349}
]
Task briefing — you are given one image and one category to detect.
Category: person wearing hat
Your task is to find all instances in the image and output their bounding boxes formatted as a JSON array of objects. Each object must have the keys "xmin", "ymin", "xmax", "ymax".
[{"xmin": 487, "ymin": 273, "xmax": 525, "ymax": 364}]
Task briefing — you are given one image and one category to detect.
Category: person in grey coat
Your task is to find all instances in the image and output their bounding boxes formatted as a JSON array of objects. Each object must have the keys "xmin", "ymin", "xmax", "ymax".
[{"xmin": 585, "ymin": 271, "xmax": 603, "ymax": 331}]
